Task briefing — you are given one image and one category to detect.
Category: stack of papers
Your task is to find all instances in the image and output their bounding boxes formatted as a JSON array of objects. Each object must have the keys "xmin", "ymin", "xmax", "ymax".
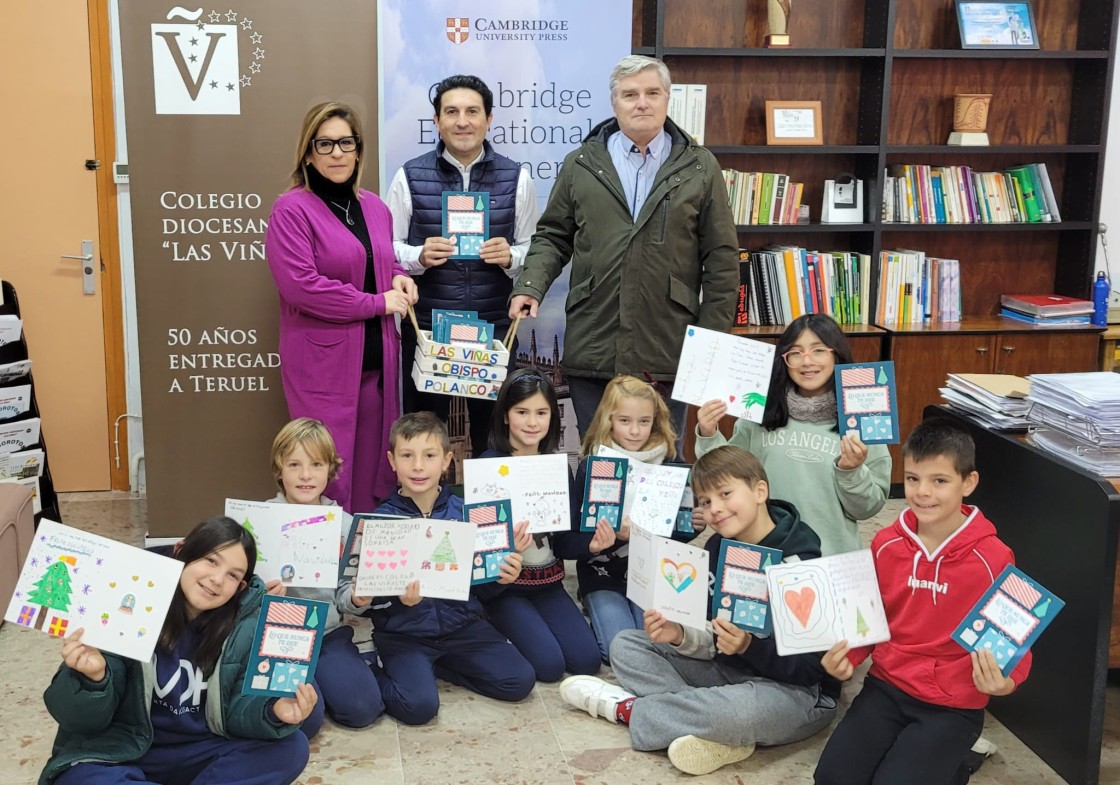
[
  {"xmin": 1026, "ymin": 428, "xmax": 1120, "ymax": 476},
  {"xmin": 1025, "ymin": 372, "xmax": 1120, "ymax": 477},
  {"xmin": 940, "ymin": 374, "xmax": 1031, "ymax": 430}
]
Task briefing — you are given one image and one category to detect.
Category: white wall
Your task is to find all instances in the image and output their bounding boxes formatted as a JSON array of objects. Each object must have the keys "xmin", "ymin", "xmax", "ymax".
[{"xmin": 1100, "ymin": 62, "xmax": 1120, "ymax": 306}]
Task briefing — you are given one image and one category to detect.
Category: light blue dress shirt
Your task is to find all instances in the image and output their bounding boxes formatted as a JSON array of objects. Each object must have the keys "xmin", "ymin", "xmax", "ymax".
[{"xmin": 608, "ymin": 129, "xmax": 670, "ymax": 219}]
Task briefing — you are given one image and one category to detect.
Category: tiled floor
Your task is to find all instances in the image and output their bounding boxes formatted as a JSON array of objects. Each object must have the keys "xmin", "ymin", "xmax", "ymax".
[{"xmin": 2, "ymin": 493, "xmax": 1117, "ymax": 784}]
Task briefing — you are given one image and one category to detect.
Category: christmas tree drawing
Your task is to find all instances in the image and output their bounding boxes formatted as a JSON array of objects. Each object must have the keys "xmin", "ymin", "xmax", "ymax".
[
  {"xmin": 27, "ymin": 556, "xmax": 75, "ymax": 631},
  {"xmin": 430, "ymin": 531, "xmax": 458, "ymax": 572},
  {"xmin": 855, "ymin": 607, "xmax": 870, "ymax": 638},
  {"xmin": 242, "ymin": 516, "xmax": 266, "ymax": 561}
]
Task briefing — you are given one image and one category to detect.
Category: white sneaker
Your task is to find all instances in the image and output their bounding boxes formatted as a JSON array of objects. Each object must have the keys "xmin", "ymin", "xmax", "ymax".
[
  {"xmin": 558, "ymin": 675, "xmax": 634, "ymax": 723},
  {"xmin": 667, "ymin": 735, "xmax": 756, "ymax": 776}
]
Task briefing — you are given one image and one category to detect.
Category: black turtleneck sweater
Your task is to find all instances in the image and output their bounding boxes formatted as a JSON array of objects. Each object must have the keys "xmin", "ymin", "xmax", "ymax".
[{"xmin": 306, "ymin": 165, "xmax": 383, "ymax": 371}]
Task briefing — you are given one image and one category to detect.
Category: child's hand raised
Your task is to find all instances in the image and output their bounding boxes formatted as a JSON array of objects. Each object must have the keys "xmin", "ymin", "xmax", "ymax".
[
  {"xmin": 697, "ymin": 400, "xmax": 728, "ymax": 438},
  {"xmin": 713, "ymin": 618, "xmax": 751, "ymax": 656},
  {"xmin": 512, "ymin": 520, "xmax": 532, "ymax": 554},
  {"xmin": 589, "ymin": 518, "xmax": 617, "ymax": 554},
  {"xmin": 272, "ymin": 683, "xmax": 318, "ymax": 725},
  {"xmin": 617, "ymin": 516, "xmax": 632, "ymax": 542},
  {"xmin": 497, "ymin": 552, "xmax": 523, "ymax": 584},
  {"xmin": 837, "ymin": 434, "xmax": 869, "ymax": 471},
  {"xmin": 643, "ymin": 609, "xmax": 684, "ymax": 646},
  {"xmin": 61, "ymin": 628, "xmax": 106, "ymax": 683},
  {"xmin": 971, "ymin": 649, "xmax": 1015, "ymax": 696},
  {"xmin": 350, "ymin": 586, "xmax": 372, "ymax": 608},
  {"xmin": 265, "ymin": 579, "xmax": 288, "ymax": 597},
  {"xmin": 690, "ymin": 508, "xmax": 707, "ymax": 534},
  {"xmin": 820, "ymin": 640, "xmax": 855, "ymax": 681},
  {"xmin": 399, "ymin": 579, "xmax": 422, "ymax": 607}
]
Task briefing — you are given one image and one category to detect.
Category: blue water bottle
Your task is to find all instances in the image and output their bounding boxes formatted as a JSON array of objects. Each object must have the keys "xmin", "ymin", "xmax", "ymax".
[{"xmin": 1093, "ymin": 271, "xmax": 1111, "ymax": 326}]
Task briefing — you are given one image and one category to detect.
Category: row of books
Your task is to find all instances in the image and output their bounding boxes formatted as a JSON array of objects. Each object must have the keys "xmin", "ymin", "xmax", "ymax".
[
  {"xmin": 882, "ymin": 163, "xmax": 1060, "ymax": 224},
  {"xmin": 721, "ymin": 170, "xmax": 805, "ymax": 226},
  {"xmin": 667, "ymin": 83, "xmax": 707, "ymax": 146},
  {"xmin": 733, "ymin": 246, "xmax": 962, "ymax": 327}
]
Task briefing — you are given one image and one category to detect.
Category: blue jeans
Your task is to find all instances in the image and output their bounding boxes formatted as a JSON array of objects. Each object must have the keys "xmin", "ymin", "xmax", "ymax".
[
  {"xmin": 584, "ymin": 589, "xmax": 645, "ymax": 664},
  {"xmin": 485, "ymin": 583, "xmax": 601, "ymax": 682},
  {"xmin": 300, "ymin": 626, "xmax": 384, "ymax": 738}
]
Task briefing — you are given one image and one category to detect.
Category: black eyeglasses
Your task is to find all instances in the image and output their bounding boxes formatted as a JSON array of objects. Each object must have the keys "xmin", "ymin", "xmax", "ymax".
[{"xmin": 311, "ymin": 136, "xmax": 359, "ymax": 155}]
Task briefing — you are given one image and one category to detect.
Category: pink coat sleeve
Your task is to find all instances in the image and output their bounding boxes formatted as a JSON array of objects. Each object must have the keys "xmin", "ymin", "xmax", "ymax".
[{"xmin": 266, "ymin": 198, "xmax": 386, "ymax": 324}]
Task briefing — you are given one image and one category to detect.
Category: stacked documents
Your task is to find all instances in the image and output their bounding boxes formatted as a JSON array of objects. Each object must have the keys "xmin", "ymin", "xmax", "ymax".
[
  {"xmin": 940, "ymin": 374, "xmax": 1031, "ymax": 430},
  {"xmin": 1025, "ymin": 372, "xmax": 1120, "ymax": 476}
]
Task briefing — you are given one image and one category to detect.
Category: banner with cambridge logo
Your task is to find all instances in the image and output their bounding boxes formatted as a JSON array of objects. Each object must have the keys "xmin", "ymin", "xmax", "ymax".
[
  {"xmin": 118, "ymin": 0, "xmax": 380, "ymax": 535},
  {"xmin": 378, "ymin": 0, "xmax": 631, "ymax": 452}
]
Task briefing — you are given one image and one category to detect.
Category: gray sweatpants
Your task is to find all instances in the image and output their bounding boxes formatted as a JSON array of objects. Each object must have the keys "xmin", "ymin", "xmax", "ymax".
[{"xmin": 610, "ymin": 629, "xmax": 836, "ymax": 752}]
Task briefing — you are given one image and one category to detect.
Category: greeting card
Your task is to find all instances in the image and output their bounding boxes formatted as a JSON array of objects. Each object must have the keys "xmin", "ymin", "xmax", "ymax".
[
  {"xmin": 671, "ymin": 325, "xmax": 775, "ymax": 422},
  {"xmin": 242, "ymin": 596, "xmax": 328, "ymax": 697},
  {"xmin": 596, "ymin": 446, "xmax": 691, "ymax": 536},
  {"xmin": 834, "ymin": 361, "xmax": 899, "ymax": 445},
  {"xmin": 626, "ymin": 526, "xmax": 710, "ymax": 630},
  {"xmin": 224, "ymin": 499, "xmax": 342, "ymax": 589},
  {"xmin": 442, "ymin": 191, "xmax": 490, "ymax": 258},
  {"xmin": 464, "ymin": 454, "xmax": 571, "ymax": 533},
  {"xmin": 465, "ymin": 499, "xmax": 515, "ymax": 585},
  {"xmin": 354, "ymin": 517, "xmax": 475, "ymax": 601},
  {"xmin": 580, "ymin": 456, "xmax": 627, "ymax": 532},
  {"xmin": 711, "ymin": 539, "xmax": 783, "ymax": 634}
]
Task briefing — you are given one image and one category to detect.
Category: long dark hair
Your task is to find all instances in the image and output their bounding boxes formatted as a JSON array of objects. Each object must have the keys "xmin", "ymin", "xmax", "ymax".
[
  {"xmin": 158, "ymin": 516, "xmax": 257, "ymax": 678},
  {"xmin": 761, "ymin": 314, "xmax": 854, "ymax": 431},
  {"xmin": 488, "ymin": 367, "xmax": 562, "ymax": 454}
]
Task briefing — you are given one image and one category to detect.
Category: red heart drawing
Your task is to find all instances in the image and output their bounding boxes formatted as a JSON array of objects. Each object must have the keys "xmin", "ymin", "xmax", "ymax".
[
  {"xmin": 729, "ymin": 395, "xmax": 736, "ymax": 402},
  {"xmin": 386, "ymin": 550, "xmax": 396, "ymax": 557},
  {"xmin": 364, "ymin": 550, "xmax": 374, "ymax": 557},
  {"xmin": 389, "ymin": 561, "xmax": 398, "ymax": 569},
  {"xmin": 400, "ymin": 559, "xmax": 407, "ymax": 567},
  {"xmin": 377, "ymin": 562, "xmax": 387, "ymax": 570},
  {"xmin": 400, "ymin": 550, "xmax": 408, "ymax": 557},
  {"xmin": 363, "ymin": 560, "xmax": 373, "ymax": 568},
  {"xmin": 784, "ymin": 586, "xmax": 816, "ymax": 628}
]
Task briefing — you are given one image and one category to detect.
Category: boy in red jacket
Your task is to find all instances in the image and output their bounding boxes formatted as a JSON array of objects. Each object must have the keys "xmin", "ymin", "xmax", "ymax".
[{"xmin": 814, "ymin": 418, "xmax": 1030, "ymax": 785}]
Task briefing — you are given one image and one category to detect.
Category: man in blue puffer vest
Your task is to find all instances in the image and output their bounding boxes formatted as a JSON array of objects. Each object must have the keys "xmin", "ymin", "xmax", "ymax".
[{"xmin": 386, "ymin": 75, "xmax": 539, "ymax": 457}]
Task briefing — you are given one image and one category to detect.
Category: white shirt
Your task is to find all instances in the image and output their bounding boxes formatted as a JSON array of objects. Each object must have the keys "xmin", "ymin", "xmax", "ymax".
[{"xmin": 386, "ymin": 147, "xmax": 539, "ymax": 278}]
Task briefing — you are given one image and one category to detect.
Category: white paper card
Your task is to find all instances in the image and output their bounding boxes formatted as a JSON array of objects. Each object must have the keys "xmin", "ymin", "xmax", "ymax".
[
  {"xmin": 224, "ymin": 499, "xmax": 342, "ymax": 589},
  {"xmin": 765, "ymin": 549, "xmax": 891, "ymax": 655},
  {"xmin": 4, "ymin": 520, "xmax": 184, "ymax": 661},
  {"xmin": 626, "ymin": 526, "xmax": 710, "ymax": 630},
  {"xmin": 0, "ymin": 448, "xmax": 43, "ymax": 479},
  {"xmin": 463, "ymin": 454, "xmax": 571, "ymax": 533},
  {"xmin": 596, "ymin": 445, "xmax": 690, "ymax": 537},
  {"xmin": 671, "ymin": 325, "xmax": 775, "ymax": 422},
  {"xmin": 355, "ymin": 517, "xmax": 475, "ymax": 601},
  {"xmin": 0, "ymin": 384, "xmax": 31, "ymax": 420},
  {"xmin": 0, "ymin": 418, "xmax": 40, "ymax": 455},
  {"xmin": 0, "ymin": 360, "xmax": 31, "ymax": 384},
  {"xmin": 0, "ymin": 315, "xmax": 22, "ymax": 347}
]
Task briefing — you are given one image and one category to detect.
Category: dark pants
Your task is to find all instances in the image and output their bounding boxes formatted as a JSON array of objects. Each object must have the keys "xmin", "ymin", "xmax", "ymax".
[
  {"xmin": 373, "ymin": 620, "xmax": 535, "ymax": 725},
  {"xmin": 484, "ymin": 583, "xmax": 601, "ymax": 682},
  {"xmin": 568, "ymin": 375, "xmax": 688, "ymax": 456},
  {"xmin": 401, "ymin": 324, "xmax": 515, "ymax": 456},
  {"xmin": 299, "ymin": 626, "xmax": 384, "ymax": 738},
  {"xmin": 814, "ymin": 675, "xmax": 984, "ymax": 785},
  {"xmin": 55, "ymin": 733, "xmax": 308, "ymax": 785}
]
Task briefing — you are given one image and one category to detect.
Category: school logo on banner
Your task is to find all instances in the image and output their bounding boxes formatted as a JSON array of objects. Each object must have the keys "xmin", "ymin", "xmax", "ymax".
[
  {"xmin": 446, "ymin": 17, "xmax": 469, "ymax": 44},
  {"xmin": 151, "ymin": 6, "xmax": 267, "ymax": 115}
]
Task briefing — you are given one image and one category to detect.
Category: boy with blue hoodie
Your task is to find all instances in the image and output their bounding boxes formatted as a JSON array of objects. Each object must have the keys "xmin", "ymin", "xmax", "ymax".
[{"xmin": 336, "ymin": 412, "xmax": 536, "ymax": 725}]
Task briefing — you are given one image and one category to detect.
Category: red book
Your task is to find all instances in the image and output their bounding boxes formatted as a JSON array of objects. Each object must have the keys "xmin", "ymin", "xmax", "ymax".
[{"xmin": 1000, "ymin": 294, "xmax": 1093, "ymax": 317}]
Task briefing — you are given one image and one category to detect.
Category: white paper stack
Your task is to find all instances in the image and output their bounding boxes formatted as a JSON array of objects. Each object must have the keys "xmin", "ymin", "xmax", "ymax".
[
  {"xmin": 1025, "ymin": 372, "xmax": 1120, "ymax": 476},
  {"xmin": 940, "ymin": 373, "xmax": 1031, "ymax": 430}
]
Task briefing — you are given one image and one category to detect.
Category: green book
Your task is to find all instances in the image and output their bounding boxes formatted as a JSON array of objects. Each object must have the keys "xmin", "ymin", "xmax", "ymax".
[
  {"xmin": 1006, "ymin": 166, "xmax": 1042, "ymax": 223},
  {"xmin": 757, "ymin": 174, "xmax": 775, "ymax": 225}
]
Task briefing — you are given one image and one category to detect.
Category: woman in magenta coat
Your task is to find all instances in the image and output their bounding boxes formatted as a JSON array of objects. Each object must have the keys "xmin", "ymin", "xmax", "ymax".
[{"xmin": 266, "ymin": 102, "xmax": 417, "ymax": 513}]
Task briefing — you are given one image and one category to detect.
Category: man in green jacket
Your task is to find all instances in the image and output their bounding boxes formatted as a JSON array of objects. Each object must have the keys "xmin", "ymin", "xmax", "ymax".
[{"xmin": 509, "ymin": 55, "xmax": 738, "ymax": 437}]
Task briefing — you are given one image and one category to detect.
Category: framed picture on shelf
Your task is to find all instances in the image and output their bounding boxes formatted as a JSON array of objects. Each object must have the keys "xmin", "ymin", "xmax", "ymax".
[
  {"xmin": 765, "ymin": 100, "xmax": 823, "ymax": 146},
  {"xmin": 955, "ymin": 1, "xmax": 1039, "ymax": 50}
]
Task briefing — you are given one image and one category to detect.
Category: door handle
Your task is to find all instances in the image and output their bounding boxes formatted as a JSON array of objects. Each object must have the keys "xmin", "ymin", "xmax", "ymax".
[{"xmin": 60, "ymin": 240, "xmax": 95, "ymax": 295}]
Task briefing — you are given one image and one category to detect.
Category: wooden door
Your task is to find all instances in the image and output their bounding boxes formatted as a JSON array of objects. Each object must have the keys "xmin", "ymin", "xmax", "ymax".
[
  {"xmin": 0, "ymin": 6, "xmax": 110, "ymax": 489},
  {"xmin": 993, "ymin": 332, "xmax": 1100, "ymax": 376},
  {"xmin": 889, "ymin": 333, "xmax": 996, "ymax": 483}
]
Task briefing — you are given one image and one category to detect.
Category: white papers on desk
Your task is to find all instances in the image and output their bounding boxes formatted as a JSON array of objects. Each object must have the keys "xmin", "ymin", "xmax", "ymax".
[
  {"xmin": 946, "ymin": 374, "xmax": 1031, "ymax": 412},
  {"xmin": 1027, "ymin": 372, "xmax": 1120, "ymax": 446},
  {"xmin": 0, "ymin": 316, "xmax": 22, "ymax": 347},
  {"xmin": 671, "ymin": 325, "xmax": 775, "ymax": 423},
  {"xmin": 1026, "ymin": 428, "xmax": 1120, "ymax": 477},
  {"xmin": 940, "ymin": 389, "xmax": 1031, "ymax": 430}
]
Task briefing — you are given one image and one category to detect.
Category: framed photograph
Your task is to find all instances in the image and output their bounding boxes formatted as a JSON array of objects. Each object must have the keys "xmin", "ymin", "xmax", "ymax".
[
  {"xmin": 765, "ymin": 101, "xmax": 823, "ymax": 146},
  {"xmin": 956, "ymin": 1, "xmax": 1039, "ymax": 49}
]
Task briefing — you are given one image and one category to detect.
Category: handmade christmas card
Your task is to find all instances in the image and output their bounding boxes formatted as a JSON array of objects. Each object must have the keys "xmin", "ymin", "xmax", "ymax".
[
  {"xmin": 224, "ymin": 499, "xmax": 342, "ymax": 590},
  {"xmin": 712, "ymin": 539, "xmax": 783, "ymax": 635},
  {"xmin": 465, "ymin": 499, "xmax": 515, "ymax": 585},
  {"xmin": 765, "ymin": 549, "xmax": 891, "ymax": 655},
  {"xmin": 242, "ymin": 596, "xmax": 328, "ymax": 698},
  {"xmin": 596, "ymin": 446, "xmax": 691, "ymax": 536},
  {"xmin": 671, "ymin": 325, "xmax": 775, "ymax": 423},
  {"xmin": 580, "ymin": 455, "xmax": 627, "ymax": 532},
  {"xmin": 626, "ymin": 526, "xmax": 710, "ymax": 630},
  {"xmin": 951, "ymin": 564, "xmax": 1064, "ymax": 675},
  {"xmin": 355, "ymin": 517, "xmax": 475, "ymax": 601},
  {"xmin": 442, "ymin": 191, "xmax": 490, "ymax": 258},
  {"xmin": 4, "ymin": 519, "xmax": 183, "ymax": 661},
  {"xmin": 464, "ymin": 454, "xmax": 571, "ymax": 534},
  {"xmin": 834, "ymin": 361, "xmax": 900, "ymax": 444}
]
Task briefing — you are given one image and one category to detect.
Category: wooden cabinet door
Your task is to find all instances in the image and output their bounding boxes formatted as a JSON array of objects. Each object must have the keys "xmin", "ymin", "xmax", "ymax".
[
  {"xmin": 993, "ymin": 332, "xmax": 1100, "ymax": 376},
  {"xmin": 888, "ymin": 333, "xmax": 997, "ymax": 483}
]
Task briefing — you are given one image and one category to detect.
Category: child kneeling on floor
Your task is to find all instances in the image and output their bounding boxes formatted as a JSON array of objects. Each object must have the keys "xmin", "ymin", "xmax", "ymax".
[{"xmin": 560, "ymin": 445, "xmax": 838, "ymax": 776}]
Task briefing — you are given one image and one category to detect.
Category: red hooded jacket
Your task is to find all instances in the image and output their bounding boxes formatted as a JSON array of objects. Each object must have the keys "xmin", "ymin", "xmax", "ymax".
[{"xmin": 847, "ymin": 504, "xmax": 1031, "ymax": 709}]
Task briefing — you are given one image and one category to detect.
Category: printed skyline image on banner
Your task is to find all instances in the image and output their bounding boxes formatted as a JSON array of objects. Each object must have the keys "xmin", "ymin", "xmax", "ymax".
[{"xmin": 378, "ymin": 0, "xmax": 632, "ymax": 374}]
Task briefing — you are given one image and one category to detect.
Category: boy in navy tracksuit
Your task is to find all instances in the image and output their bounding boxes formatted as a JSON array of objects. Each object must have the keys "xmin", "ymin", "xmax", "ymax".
[{"xmin": 336, "ymin": 412, "xmax": 536, "ymax": 725}]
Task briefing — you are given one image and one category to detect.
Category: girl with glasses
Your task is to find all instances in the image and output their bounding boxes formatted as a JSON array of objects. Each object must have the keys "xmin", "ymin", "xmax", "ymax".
[{"xmin": 693, "ymin": 314, "xmax": 890, "ymax": 555}]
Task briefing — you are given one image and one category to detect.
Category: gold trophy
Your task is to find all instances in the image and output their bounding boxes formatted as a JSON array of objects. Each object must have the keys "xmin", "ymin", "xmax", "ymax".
[{"xmin": 766, "ymin": 0, "xmax": 791, "ymax": 47}]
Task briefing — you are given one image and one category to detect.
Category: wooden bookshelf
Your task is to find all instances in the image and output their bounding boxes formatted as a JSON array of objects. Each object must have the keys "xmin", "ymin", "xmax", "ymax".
[{"xmin": 635, "ymin": 0, "xmax": 1119, "ymax": 481}]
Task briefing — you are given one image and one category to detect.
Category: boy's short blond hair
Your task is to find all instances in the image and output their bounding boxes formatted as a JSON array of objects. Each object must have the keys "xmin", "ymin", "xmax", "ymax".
[
  {"xmin": 389, "ymin": 411, "xmax": 451, "ymax": 454},
  {"xmin": 270, "ymin": 418, "xmax": 342, "ymax": 490},
  {"xmin": 691, "ymin": 445, "xmax": 768, "ymax": 495}
]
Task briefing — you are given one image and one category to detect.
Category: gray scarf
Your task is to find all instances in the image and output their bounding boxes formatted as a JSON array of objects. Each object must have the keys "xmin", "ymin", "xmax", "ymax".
[{"xmin": 785, "ymin": 387, "xmax": 837, "ymax": 423}]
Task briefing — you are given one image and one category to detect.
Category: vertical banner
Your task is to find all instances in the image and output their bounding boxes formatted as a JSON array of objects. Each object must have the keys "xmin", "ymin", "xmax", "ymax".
[
  {"xmin": 118, "ymin": 1, "xmax": 379, "ymax": 535},
  {"xmin": 377, "ymin": 0, "xmax": 631, "ymax": 455}
]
